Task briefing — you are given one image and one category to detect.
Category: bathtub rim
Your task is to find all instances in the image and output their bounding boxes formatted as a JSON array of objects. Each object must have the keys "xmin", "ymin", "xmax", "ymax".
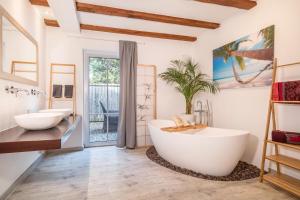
[{"xmin": 148, "ymin": 119, "xmax": 250, "ymax": 138}]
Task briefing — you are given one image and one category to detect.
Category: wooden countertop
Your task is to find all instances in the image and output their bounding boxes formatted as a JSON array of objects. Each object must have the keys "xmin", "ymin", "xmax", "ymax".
[{"xmin": 0, "ymin": 116, "xmax": 81, "ymax": 154}]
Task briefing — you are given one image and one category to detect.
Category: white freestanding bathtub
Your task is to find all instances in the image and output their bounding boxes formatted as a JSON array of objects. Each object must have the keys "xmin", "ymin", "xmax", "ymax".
[{"xmin": 148, "ymin": 120, "xmax": 249, "ymax": 176}]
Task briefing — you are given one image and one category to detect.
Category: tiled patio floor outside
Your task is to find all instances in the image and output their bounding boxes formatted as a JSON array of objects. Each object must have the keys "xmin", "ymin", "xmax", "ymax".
[{"xmin": 89, "ymin": 121, "xmax": 117, "ymax": 143}]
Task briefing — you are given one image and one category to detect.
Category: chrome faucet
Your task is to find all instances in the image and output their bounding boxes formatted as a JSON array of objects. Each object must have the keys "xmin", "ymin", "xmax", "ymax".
[
  {"xmin": 194, "ymin": 100, "xmax": 212, "ymax": 126},
  {"xmin": 5, "ymin": 86, "xmax": 45, "ymax": 97},
  {"xmin": 5, "ymin": 86, "xmax": 30, "ymax": 97}
]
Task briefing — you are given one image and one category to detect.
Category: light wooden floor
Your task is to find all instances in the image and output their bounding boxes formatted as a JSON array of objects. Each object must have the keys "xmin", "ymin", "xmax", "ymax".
[{"xmin": 8, "ymin": 147, "xmax": 297, "ymax": 200}]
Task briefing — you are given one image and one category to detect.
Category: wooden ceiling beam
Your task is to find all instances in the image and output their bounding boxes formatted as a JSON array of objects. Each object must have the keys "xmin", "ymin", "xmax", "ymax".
[
  {"xmin": 30, "ymin": 0, "xmax": 219, "ymax": 29},
  {"xmin": 29, "ymin": 0, "xmax": 49, "ymax": 6},
  {"xmin": 76, "ymin": 2, "xmax": 219, "ymax": 29},
  {"xmin": 44, "ymin": 19, "xmax": 197, "ymax": 42},
  {"xmin": 44, "ymin": 19, "xmax": 59, "ymax": 27},
  {"xmin": 195, "ymin": 0, "xmax": 257, "ymax": 10}
]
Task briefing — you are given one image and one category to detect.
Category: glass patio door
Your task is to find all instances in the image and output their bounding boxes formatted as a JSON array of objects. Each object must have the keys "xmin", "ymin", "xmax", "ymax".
[{"xmin": 87, "ymin": 56, "xmax": 120, "ymax": 146}]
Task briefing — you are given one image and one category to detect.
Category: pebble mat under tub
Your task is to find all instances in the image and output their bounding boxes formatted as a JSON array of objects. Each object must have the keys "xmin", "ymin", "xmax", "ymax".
[{"xmin": 146, "ymin": 146, "xmax": 260, "ymax": 181}]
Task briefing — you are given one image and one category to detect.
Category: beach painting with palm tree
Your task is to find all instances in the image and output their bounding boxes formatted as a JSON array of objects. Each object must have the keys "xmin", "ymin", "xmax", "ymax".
[{"xmin": 213, "ymin": 25, "xmax": 274, "ymax": 89}]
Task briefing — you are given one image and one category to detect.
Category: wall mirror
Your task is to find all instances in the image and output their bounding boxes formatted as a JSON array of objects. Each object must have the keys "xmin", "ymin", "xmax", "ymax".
[{"xmin": 0, "ymin": 5, "xmax": 38, "ymax": 86}]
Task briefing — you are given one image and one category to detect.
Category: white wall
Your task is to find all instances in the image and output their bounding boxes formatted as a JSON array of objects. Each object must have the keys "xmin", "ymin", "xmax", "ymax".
[
  {"xmin": 0, "ymin": 0, "xmax": 46, "ymax": 196},
  {"xmin": 3, "ymin": 2, "xmax": 298, "ymax": 194},
  {"xmin": 192, "ymin": 0, "xmax": 300, "ymax": 177},
  {"xmin": 46, "ymin": 29, "xmax": 193, "ymax": 147}
]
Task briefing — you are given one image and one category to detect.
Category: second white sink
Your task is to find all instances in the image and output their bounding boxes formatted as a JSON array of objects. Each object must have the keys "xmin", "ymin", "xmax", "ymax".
[
  {"xmin": 15, "ymin": 113, "xmax": 64, "ymax": 130},
  {"xmin": 39, "ymin": 109, "xmax": 72, "ymax": 118}
]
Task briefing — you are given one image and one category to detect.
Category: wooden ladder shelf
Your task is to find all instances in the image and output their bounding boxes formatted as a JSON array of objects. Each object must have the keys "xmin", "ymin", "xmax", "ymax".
[
  {"xmin": 260, "ymin": 59, "xmax": 300, "ymax": 197},
  {"xmin": 48, "ymin": 63, "xmax": 76, "ymax": 116}
]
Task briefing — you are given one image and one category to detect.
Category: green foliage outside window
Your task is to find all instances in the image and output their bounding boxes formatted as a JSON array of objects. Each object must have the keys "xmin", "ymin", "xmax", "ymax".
[{"xmin": 89, "ymin": 57, "xmax": 120, "ymax": 84}]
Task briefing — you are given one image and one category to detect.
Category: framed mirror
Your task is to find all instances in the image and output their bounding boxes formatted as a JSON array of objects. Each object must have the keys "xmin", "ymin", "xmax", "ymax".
[{"xmin": 0, "ymin": 5, "xmax": 38, "ymax": 86}]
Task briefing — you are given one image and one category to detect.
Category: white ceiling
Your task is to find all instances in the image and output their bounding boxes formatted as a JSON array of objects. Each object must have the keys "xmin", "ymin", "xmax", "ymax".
[
  {"xmin": 48, "ymin": 0, "xmax": 80, "ymax": 33},
  {"xmin": 34, "ymin": 0, "xmax": 247, "ymax": 37}
]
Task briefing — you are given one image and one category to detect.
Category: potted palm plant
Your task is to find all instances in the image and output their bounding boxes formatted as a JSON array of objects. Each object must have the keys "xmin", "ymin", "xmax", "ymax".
[{"xmin": 159, "ymin": 58, "xmax": 219, "ymax": 122}]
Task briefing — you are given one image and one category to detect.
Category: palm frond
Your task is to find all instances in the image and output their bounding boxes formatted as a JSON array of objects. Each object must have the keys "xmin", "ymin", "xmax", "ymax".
[
  {"xmin": 159, "ymin": 58, "xmax": 219, "ymax": 114},
  {"xmin": 235, "ymin": 56, "xmax": 246, "ymax": 71},
  {"xmin": 213, "ymin": 39, "xmax": 249, "ymax": 64},
  {"xmin": 159, "ymin": 68, "xmax": 186, "ymax": 85},
  {"xmin": 258, "ymin": 25, "xmax": 274, "ymax": 49}
]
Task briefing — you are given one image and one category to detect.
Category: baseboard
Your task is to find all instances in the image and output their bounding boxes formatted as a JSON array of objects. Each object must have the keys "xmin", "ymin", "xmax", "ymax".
[
  {"xmin": 136, "ymin": 145, "xmax": 152, "ymax": 149},
  {"xmin": 46, "ymin": 146, "xmax": 84, "ymax": 154},
  {"xmin": 0, "ymin": 153, "xmax": 45, "ymax": 200}
]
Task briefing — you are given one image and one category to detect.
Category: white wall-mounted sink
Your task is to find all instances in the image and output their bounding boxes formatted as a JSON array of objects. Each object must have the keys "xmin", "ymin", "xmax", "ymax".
[
  {"xmin": 39, "ymin": 109, "xmax": 72, "ymax": 118},
  {"xmin": 14, "ymin": 113, "xmax": 64, "ymax": 130}
]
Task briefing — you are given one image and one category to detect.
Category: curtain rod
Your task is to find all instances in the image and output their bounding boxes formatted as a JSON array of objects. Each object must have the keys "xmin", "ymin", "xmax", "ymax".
[{"xmin": 67, "ymin": 34, "xmax": 146, "ymax": 45}]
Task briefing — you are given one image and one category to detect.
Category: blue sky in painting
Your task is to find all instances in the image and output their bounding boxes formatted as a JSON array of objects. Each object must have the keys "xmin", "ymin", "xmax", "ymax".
[
  {"xmin": 213, "ymin": 26, "xmax": 273, "ymax": 82},
  {"xmin": 213, "ymin": 55, "xmax": 270, "ymax": 80}
]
